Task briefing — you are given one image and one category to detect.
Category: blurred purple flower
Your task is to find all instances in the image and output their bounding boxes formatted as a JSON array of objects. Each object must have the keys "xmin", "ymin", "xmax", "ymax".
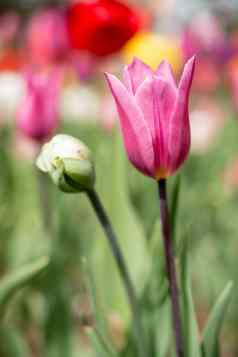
[
  {"xmin": 26, "ymin": 8, "xmax": 69, "ymax": 68},
  {"xmin": 182, "ymin": 13, "xmax": 226, "ymax": 62},
  {"xmin": 181, "ymin": 13, "xmax": 228, "ymax": 92},
  {"xmin": 70, "ymin": 51, "xmax": 98, "ymax": 81},
  {"xmin": 17, "ymin": 69, "xmax": 62, "ymax": 142},
  {"xmin": 105, "ymin": 56, "xmax": 195, "ymax": 179}
]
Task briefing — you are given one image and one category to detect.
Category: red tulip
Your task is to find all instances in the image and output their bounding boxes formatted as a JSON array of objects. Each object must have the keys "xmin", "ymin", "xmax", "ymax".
[{"xmin": 67, "ymin": 0, "xmax": 141, "ymax": 57}]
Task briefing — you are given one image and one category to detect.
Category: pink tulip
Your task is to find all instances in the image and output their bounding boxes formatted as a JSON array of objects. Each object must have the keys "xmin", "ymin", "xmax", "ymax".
[
  {"xmin": 105, "ymin": 56, "xmax": 195, "ymax": 179},
  {"xmin": 26, "ymin": 8, "xmax": 69, "ymax": 68},
  {"xmin": 17, "ymin": 69, "xmax": 62, "ymax": 142}
]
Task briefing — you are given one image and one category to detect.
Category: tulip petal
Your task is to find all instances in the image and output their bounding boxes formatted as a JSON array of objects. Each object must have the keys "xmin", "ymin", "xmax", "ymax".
[
  {"xmin": 123, "ymin": 57, "xmax": 153, "ymax": 95},
  {"xmin": 105, "ymin": 72, "xmax": 155, "ymax": 176},
  {"xmin": 135, "ymin": 76, "xmax": 174, "ymax": 170},
  {"xmin": 134, "ymin": 77, "xmax": 156, "ymax": 141},
  {"xmin": 168, "ymin": 56, "xmax": 195, "ymax": 172},
  {"xmin": 178, "ymin": 56, "xmax": 196, "ymax": 98},
  {"xmin": 18, "ymin": 70, "xmax": 61, "ymax": 141},
  {"xmin": 156, "ymin": 60, "xmax": 177, "ymax": 91}
]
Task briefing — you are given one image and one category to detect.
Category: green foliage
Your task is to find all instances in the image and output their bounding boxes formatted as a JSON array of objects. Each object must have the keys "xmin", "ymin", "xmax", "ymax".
[
  {"xmin": 87, "ymin": 328, "xmax": 117, "ymax": 357},
  {"xmin": 201, "ymin": 281, "xmax": 233, "ymax": 357},
  {"xmin": 90, "ymin": 130, "xmax": 149, "ymax": 322},
  {"xmin": 0, "ymin": 327, "xmax": 30, "ymax": 357},
  {"xmin": 0, "ymin": 117, "xmax": 236, "ymax": 356},
  {"xmin": 0, "ymin": 256, "xmax": 48, "ymax": 319},
  {"xmin": 180, "ymin": 244, "xmax": 202, "ymax": 357}
]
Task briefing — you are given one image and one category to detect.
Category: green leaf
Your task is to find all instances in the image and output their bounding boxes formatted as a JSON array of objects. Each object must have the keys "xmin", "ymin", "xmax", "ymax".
[
  {"xmin": 131, "ymin": 221, "xmax": 169, "ymax": 357},
  {"xmin": 91, "ymin": 130, "xmax": 149, "ymax": 322},
  {"xmin": 0, "ymin": 326, "xmax": 30, "ymax": 357},
  {"xmin": 201, "ymin": 281, "xmax": 233, "ymax": 357},
  {"xmin": 145, "ymin": 219, "xmax": 168, "ymax": 307},
  {"xmin": 0, "ymin": 256, "xmax": 49, "ymax": 318},
  {"xmin": 180, "ymin": 246, "xmax": 201, "ymax": 357},
  {"xmin": 154, "ymin": 299, "xmax": 172, "ymax": 357},
  {"xmin": 86, "ymin": 328, "xmax": 117, "ymax": 357},
  {"xmin": 82, "ymin": 257, "xmax": 108, "ymax": 339}
]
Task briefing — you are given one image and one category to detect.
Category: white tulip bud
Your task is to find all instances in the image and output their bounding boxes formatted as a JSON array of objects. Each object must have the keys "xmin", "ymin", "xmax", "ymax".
[{"xmin": 36, "ymin": 134, "xmax": 95, "ymax": 192}]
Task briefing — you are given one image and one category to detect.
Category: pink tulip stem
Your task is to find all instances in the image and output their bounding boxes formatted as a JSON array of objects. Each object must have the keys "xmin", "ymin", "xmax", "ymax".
[
  {"xmin": 158, "ymin": 179, "xmax": 184, "ymax": 357},
  {"xmin": 86, "ymin": 189, "xmax": 147, "ymax": 357}
]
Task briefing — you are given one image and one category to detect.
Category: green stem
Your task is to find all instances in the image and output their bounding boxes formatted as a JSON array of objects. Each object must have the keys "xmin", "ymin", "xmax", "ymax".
[{"xmin": 86, "ymin": 189, "xmax": 147, "ymax": 357}]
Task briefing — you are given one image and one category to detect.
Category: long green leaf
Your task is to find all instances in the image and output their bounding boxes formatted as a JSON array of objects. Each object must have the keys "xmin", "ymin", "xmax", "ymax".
[
  {"xmin": 87, "ymin": 328, "xmax": 117, "ymax": 357},
  {"xmin": 82, "ymin": 257, "xmax": 110, "ymax": 341},
  {"xmin": 201, "ymin": 281, "xmax": 233, "ymax": 357},
  {"xmin": 91, "ymin": 130, "xmax": 149, "ymax": 322},
  {"xmin": 0, "ymin": 256, "xmax": 49, "ymax": 318},
  {"xmin": 181, "ymin": 247, "xmax": 201, "ymax": 357}
]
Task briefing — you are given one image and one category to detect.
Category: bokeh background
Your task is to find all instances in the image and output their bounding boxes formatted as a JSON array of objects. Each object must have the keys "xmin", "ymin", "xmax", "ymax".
[{"xmin": 0, "ymin": 0, "xmax": 238, "ymax": 356}]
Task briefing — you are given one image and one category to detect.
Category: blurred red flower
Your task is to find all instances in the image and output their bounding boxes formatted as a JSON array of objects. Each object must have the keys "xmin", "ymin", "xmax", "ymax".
[
  {"xmin": 0, "ymin": 48, "xmax": 24, "ymax": 71},
  {"xmin": 67, "ymin": 0, "xmax": 141, "ymax": 57}
]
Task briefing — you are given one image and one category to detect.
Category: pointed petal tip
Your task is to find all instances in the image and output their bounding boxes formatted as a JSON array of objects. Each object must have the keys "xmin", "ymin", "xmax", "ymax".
[
  {"xmin": 104, "ymin": 72, "xmax": 116, "ymax": 97},
  {"xmin": 127, "ymin": 57, "xmax": 140, "ymax": 71},
  {"xmin": 178, "ymin": 55, "xmax": 196, "ymax": 93},
  {"xmin": 156, "ymin": 59, "xmax": 169, "ymax": 73},
  {"xmin": 158, "ymin": 59, "xmax": 169, "ymax": 66},
  {"xmin": 185, "ymin": 55, "xmax": 196, "ymax": 69},
  {"xmin": 104, "ymin": 72, "xmax": 118, "ymax": 88},
  {"xmin": 158, "ymin": 60, "xmax": 172, "ymax": 73},
  {"xmin": 104, "ymin": 71, "xmax": 111, "ymax": 80},
  {"xmin": 156, "ymin": 59, "xmax": 177, "ymax": 89},
  {"xmin": 128, "ymin": 56, "xmax": 151, "ymax": 70},
  {"xmin": 131, "ymin": 56, "xmax": 143, "ymax": 65},
  {"xmin": 104, "ymin": 72, "xmax": 132, "ymax": 103}
]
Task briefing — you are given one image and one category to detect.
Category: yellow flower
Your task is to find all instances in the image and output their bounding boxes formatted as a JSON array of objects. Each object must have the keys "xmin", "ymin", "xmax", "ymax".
[{"xmin": 122, "ymin": 31, "xmax": 182, "ymax": 74}]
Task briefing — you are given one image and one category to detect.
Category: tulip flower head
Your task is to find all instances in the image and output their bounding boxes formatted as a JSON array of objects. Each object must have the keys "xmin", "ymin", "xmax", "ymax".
[
  {"xmin": 17, "ymin": 69, "xmax": 62, "ymax": 142},
  {"xmin": 105, "ymin": 56, "xmax": 195, "ymax": 179},
  {"xmin": 26, "ymin": 8, "xmax": 69, "ymax": 67},
  {"xmin": 67, "ymin": 0, "xmax": 141, "ymax": 57},
  {"xmin": 36, "ymin": 134, "xmax": 95, "ymax": 192}
]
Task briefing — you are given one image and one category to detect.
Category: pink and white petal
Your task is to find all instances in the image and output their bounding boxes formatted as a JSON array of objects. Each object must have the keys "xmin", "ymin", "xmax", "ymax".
[
  {"xmin": 168, "ymin": 56, "xmax": 196, "ymax": 172},
  {"xmin": 156, "ymin": 60, "xmax": 177, "ymax": 92},
  {"xmin": 153, "ymin": 75, "xmax": 177, "ymax": 129},
  {"xmin": 123, "ymin": 57, "xmax": 153, "ymax": 95},
  {"xmin": 135, "ymin": 76, "xmax": 172, "ymax": 170},
  {"xmin": 177, "ymin": 56, "xmax": 196, "ymax": 103},
  {"xmin": 134, "ymin": 77, "xmax": 157, "ymax": 141},
  {"xmin": 105, "ymin": 73, "xmax": 155, "ymax": 177},
  {"xmin": 168, "ymin": 106, "xmax": 190, "ymax": 174}
]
